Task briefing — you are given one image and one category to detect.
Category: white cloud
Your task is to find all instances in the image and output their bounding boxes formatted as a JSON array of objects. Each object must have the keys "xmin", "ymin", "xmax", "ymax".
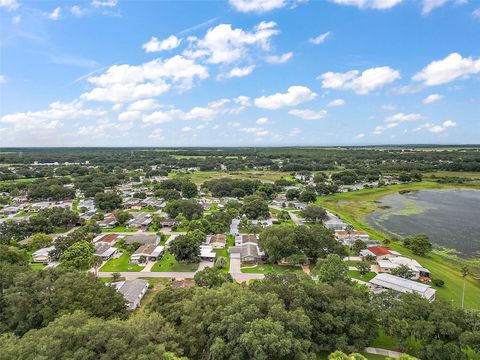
[
  {"xmin": 228, "ymin": 121, "xmax": 241, "ymax": 127},
  {"xmin": 288, "ymin": 109, "xmax": 327, "ymax": 120},
  {"xmin": 256, "ymin": 117, "xmax": 269, "ymax": 125},
  {"xmin": 330, "ymin": 0, "xmax": 403, "ymax": 9},
  {"xmin": 265, "ymin": 52, "xmax": 293, "ymax": 64},
  {"xmin": 382, "ymin": 104, "xmax": 397, "ymax": 111},
  {"xmin": 148, "ymin": 128, "xmax": 164, "ymax": 140},
  {"xmin": 309, "ymin": 31, "xmax": 331, "ymax": 45},
  {"xmin": 412, "ymin": 53, "xmax": 480, "ymax": 86},
  {"xmin": 229, "ymin": 0, "xmax": 286, "ymax": 13},
  {"xmin": 118, "ymin": 110, "xmax": 141, "ymax": 122},
  {"xmin": 327, "ymin": 98, "xmax": 345, "ymax": 107},
  {"xmin": 184, "ymin": 21, "xmax": 279, "ymax": 65},
  {"xmin": 48, "ymin": 7, "xmax": 61, "ymax": 20},
  {"xmin": 289, "ymin": 127, "xmax": 301, "ymax": 136},
  {"xmin": 355, "ymin": 133, "xmax": 365, "ymax": 139},
  {"xmin": 142, "ymin": 35, "xmax": 182, "ymax": 53},
  {"xmin": 0, "ymin": 75, "xmax": 5, "ymax": 84},
  {"xmin": 181, "ymin": 126, "xmax": 194, "ymax": 132},
  {"xmin": 127, "ymin": 99, "xmax": 160, "ymax": 112},
  {"xmin": 414, "ymin": 120, "xmax": 456, "ymax": 133},
  {"xmin": 474, "ymin": 8, "xmax": 480, "ymax": 18},
  {"xmin": 422, "ymin": 93, "xmax": 444, "ymax": 104},
  {"xmin": 319, "ymin": 66, "xmax": 400, "ymax": 94},
  {"xmin": 91, "ymin": 0, "xmax": 117, "ymax": 7},
  {"xmin": 70, "ymin": 6, "xmax": 85, "ymax": 17},
  {"xmin": 241, "ymin": 127, "xmax": 271, "ymax": 137},
  {"xmin": 12, "ymin": 15, "xmax": 21, "ymax": 23},
  {"xmin": 373, "ymin": 122, "xmax": 398, "ymax": 135},
  {"xmin": 385, "ymin": 112, "xmax": 424, "ymax": 123},
  {"xmin": 81, "ymin": 55, "xmax": 209, "ymax": 103},
  {"xmin": 422, "ymin": 0, "xmax": 447, "ymax": 14},
  {"xmin": 220, "ymin": 65, "xmax": 255, "ymax": 79},
  {"xmin": 0, "ymin": 0, "xmax": 19, "ymax": 11},
  {"xmin": 254, "ymin": 85, "xmax": 317, "ymax": 109}
]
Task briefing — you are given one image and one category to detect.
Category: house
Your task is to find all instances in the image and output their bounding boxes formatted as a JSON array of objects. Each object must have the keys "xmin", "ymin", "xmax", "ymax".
[
  {"xmin": 0, "ymin": 205, "xmax": 22, "ymax": 215},
  {"xmin": 111, "ymin": 279, "xmax": 149, "ymax": 310},
  {"xmin": 360, "ymin": 246, "xmax": 401, "ymax": 259},
  {"xmin": 323, "ymin": 211, "xmax": 347, "ymax": 230},
  {"xmin": 32, "ymin": 246, "xmax": 55, "ymax": 263},
  {"xmin": 124, "ymin": 234, "xmax": 160, "ymax": 246},
  {"xmin": 376, "ymin": 256, "xmax": 430, "ymax": 279},
  {"xmin": 205, "ymin": 234, "xmax": 227, "ymax": 249},
  {"xmin": 230, "ymin": 218, "xmax": 240, "ymax": 235},
  {"xmin": 229, "ymin": 234, "xmax": 266, "ymax": 263},
  {"xmin": 94, "ymin": 243, "xmax": 117, "ymax": 261},
  {"xmin": 235, "ymin": 234, "xmax": 259, "ymax": 246},
  {"xmin": 200, "ymin": 244, "xmax": 216, "ymax": 261},
  {"xmin": 93, "ymin": 233, "xmax": 121, "ymax": 245},
  {"xmin": 335, "ymin": 229, "xmax": 370, "ymax": 240},
  {"xmin": 369, "ymin": 273, "xmax": 436, "ymax": 301},
  {"xmin": 127, "ymin": 212, "xmax": 152, "ymax": 230},
  {"xmin": 98, "ymin": 213, "xmax": 117, "ymax": 228},
  {"xmin": 159, "ymin": 219, "xmax": 178, "ymax": 227},
  {"xmin": 293, "ymin": 202, "xmax": 307, "ymax": 211},
  {"xmin": 130, "ymin": 244, "xmax": 164, "ymax": 264},
  {"xmin": 78, "ymin": 199, "xmax": 96, "ymax": 213},
  {"xmin": 250, "ymin": 219, "xmax": 273, "ymax": 227}
]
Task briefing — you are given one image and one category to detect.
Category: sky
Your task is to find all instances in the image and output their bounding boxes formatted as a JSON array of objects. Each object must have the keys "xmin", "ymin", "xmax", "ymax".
[{"xmin": 0, "ymin": 0, "xmax": 479, "ymax": 147}]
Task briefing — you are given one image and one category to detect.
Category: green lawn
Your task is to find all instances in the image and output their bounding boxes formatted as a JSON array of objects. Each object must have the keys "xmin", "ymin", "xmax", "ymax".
[
  {"xmin": 241, "ymin": 263, "xmax": 302, "ymax": 274},
  {"xmin": 317, "ymin": 182, "xmax": 480, "ymax": 310},
  {"xmin": 72, "ymin": 198, "xmax": 79, "ymax": 212},
  {"xmin": 348, "ymin": 270, "xmax": 377, "ymax": 282},
  {"xmin": 101, "ymin": 226, "xmax": 136, "ymax": 233},
  {"xmin": 372, "ymin": 328, "xmax": 399, "ymax": 351},
  {"xmin": 99, "ymin": 251, "xmax": 144, "ymax": 272},
  {"xmin": 151, "ymin": 250, "xmax": 199, "ymax": 272},
  {"xmin": 30, "ymin": 263, "xmax": 46, "ymax": 270}
]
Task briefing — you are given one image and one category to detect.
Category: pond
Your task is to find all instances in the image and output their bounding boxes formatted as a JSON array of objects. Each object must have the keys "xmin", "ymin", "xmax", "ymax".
[{"xmin": 368, "ymin": 189, "xmax": 480, "ymax": 258}]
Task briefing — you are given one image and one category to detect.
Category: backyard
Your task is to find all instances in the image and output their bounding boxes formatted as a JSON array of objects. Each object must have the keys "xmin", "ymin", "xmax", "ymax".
[
  {"xmin": 151, "ymin": 250, "xmax": 199, "ymax": 272},
  {"xmin": 99, "ymin": 251, "xmax": 144, "ymax": 272},
  {"xmin": 241, "ymin": 263, "xmax": 302, "ymax": 274}
]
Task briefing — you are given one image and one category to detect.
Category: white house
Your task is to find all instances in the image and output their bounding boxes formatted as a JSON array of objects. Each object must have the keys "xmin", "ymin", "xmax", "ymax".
[
  {"xmin": 369, "ymin": 273, "xmax": 436, "ymax": 301},
  {"xmin": 32, "ymin": 246, "xmax": 55, "ymax": 263}
]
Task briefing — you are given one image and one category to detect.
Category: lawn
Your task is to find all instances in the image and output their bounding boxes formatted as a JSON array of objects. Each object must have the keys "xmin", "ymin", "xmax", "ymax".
[
  {"xmin": 101, "ymin": 226, "xmax": 136, "ymax": 233},
  {"xmin": 30, "ymin": 263, "xmax": 46, "ymax": 270},
  {"xmin": 214, "ymin": 235, "xmax": 234, "ymax": 273},
  {"xmin": 151, "ymin": 250, "xmax": 199, "ymax": 272},
  {"xmin": 372, "ymin": 328, "xmax": 399, "ymax": 351},
  {"xmin": 241, "ymin": 263, "xmax": 302, "ymax": 274},
  {"xmin": 171, "ymin": 170, "xmax": 297, "ymax": 185},
  {"xmin": 348, "ymin": 270, "xmax": 377, "ymax": 282},
  {"xmin": 99, "ymin": 251, "xmax": 144, "ymax": 272},
  {"xmin": 317, "ymin": 182, "xmax": 480, "ymax": 310}
]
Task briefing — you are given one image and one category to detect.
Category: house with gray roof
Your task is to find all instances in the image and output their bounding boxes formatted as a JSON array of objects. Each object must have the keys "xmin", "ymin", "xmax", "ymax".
[
  {"xmin": 369, "ymin": 273, "xmax": 436, "ymax": 301},
  {"xmin": 94, "ymin": 243, "xmax": 117, "ymax": 261},
  {"xmin": 111, "ymin": 279, "xmax": 149, "ymax": 310}
]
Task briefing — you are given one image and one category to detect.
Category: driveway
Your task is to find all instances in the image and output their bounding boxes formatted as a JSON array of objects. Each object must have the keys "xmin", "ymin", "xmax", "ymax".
[
  {"xmin": 288, "ymin": 211, "xmax": 304, "ymax": 225},
  {"xmin": 229, "ymin": 253, "xmax": 241, "ymax": 274},
  {"xmin": 197, "ymin": 260, "xmax": 214, "ymax": 271},
  {"xmin": 141, "ymin": 260, "xmax": 156, "ymax": 272}
]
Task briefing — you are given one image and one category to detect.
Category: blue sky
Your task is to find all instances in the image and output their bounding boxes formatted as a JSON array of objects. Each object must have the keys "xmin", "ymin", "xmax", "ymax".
[{"xmin": 0, "ymin": 0, "xmax": 479, "ymax": 147}]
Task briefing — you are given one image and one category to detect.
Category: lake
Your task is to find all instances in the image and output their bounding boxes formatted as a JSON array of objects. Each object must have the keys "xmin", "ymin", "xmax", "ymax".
[{"xmin": 368, "ymin": 189, "xmax": 480, "ymax": 258}]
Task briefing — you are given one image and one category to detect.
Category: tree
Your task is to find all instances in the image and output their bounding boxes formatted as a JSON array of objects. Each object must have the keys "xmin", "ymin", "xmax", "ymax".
[
  {"xmin": 154, "ymin": 189, "xmax": 181, "ymax": 201},
  {"xmin": 194, "ymin": 267, "xmax": 233, "ymax": 288},
  {"xmin": 94, "ymin": 192, "xmax": 122, "ymax": 212},
  {"xmin": 286, "ymin": 188, "xmax": 300, "ymax": 201},
  {"xmin": 169, "ymin": 232, "xmax": 203, "ymax": 262},
  {"xmin": 403, "ymin": 234, "xmax": 432, "ymax": 256},
  {"xmin": 91, "ymin": 255, "xmax": 103, "ymax": 276},
  {"xmin": 352, "ymin": 238, "xmax": 367, "ymax": 255},
  {"xmin": 391, "ymin": 264, "xmax": 415, "ymax": 279},
  {"xmin": 215, "ymin": 256, "xmax": 227, "ymax": 269},
  {"xmin": 27, "ymin": 233, "xmax": 53, "ymax": 251},
  {"xmin": 111, "ymin": 272, "xmax": 121, "ymax": 282},
  {"xmin": 328, "ymin": 351, "xmax": 367, "ymax": 360},
  {"xmin": 298, "ymin": 188, "xmax": 317, "ymax": 203},
  {"xmin": 114, "ymin": 209, "xmax": 132, "ymax": 225},
  {"xmin": 0, "ymin": 245, "xmax": 29, "ymax": 266},
  {"xmin": 315, "ymin": 254, "xmax": 349, "ymax": 285},
  {"xmin": 165, "ymin": 199, "xmax": 203, "ymax": 221},
  {"xmin": 357, "ymin": 262, "xmax": 371, "ymax": 276},
  {"xmin": 300, "ymin": 204, "xmax": 327, "ymax": 222},
  {"xmin": 241, "ymin": 195, "xmax": 270, "ymax": 219},
  {"xmin": 60, "ymin": 240, "xmax": 95, "ymax": 270},
  {"xmin": 181, "ymin": 181, "xmax": 198, "ymax": 198}
]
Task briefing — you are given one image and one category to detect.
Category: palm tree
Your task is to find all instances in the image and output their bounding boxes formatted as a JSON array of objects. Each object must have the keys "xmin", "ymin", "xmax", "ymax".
[
  {"xmin": 345, "ymin": 224, "xmax": 355, "ymax": 260},
  {"xmin": 461, "ymin": 265, "xmax": 469, "ymax": 309},
  {"xmin": 92, "ymin": 255, "xmax": 103, "ymax": 276}
]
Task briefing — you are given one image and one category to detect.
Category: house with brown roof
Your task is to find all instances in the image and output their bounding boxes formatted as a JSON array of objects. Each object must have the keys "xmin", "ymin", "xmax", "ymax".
[
  {"xmin": 130, "ymin": 244, "xmax": 164, "ymax": 264},
  {"xmin": 360, "ymin": 246, "xmax": 401, "ymax": 260},
  {"xmin": 94, "ymin": 233, "xmax": 121, "ymax": 245},
  {"xmin": 205, "ymin": 234, "xmax": 227, "ymax": 249}
]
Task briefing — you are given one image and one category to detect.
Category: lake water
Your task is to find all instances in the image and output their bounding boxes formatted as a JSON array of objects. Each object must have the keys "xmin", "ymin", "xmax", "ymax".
[{"xmin": 367, "ymin": 189, "xmax": 480, "ymax": 258}]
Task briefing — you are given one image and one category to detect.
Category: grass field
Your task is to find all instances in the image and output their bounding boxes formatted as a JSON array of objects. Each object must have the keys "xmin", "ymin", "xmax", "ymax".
[
  {"xmin": 348, "ymin": 270, "xmax": 377, "ymax": 282},
  {"xmin": 30, "ymin": 263, "xmax": 46, "ymax": 270},
  {"xmin": 241, "ymin": 263, "xmax": 302, "ymax": 274},
  {"xmin": 99, "ymin": 251, "xmax": 144, "ymax": 272},
  {"xmin": 214, "ymin": 235, "xmax": 234, "ymax": 273},
  {"xmin": 317, "ymin": 182, "xmax": 480, "ymax": 310},
  {"xmin": 101, "ymin": 226, "xmax": 137, "ymax": 233},
  {"xmin": 170, "ymin": 170, "xmax": 297, "ymax": 185},
  {"xmin": 151, "ymin": 250, "xmax": 199, "ymax": 272}
]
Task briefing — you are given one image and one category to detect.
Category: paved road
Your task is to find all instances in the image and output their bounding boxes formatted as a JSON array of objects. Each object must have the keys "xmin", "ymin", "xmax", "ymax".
[
  {"xmin": 98, "ymin": 271, "xmax": 197, "ymax": 279},
  {"xmin": 288, "ymin": 211, "xmax": 304, "ymax": 225},
  {"xmin": 364, "ymin": 347, "xmax": 404, "ymax": 359},
  {"xmin": 229, "ymin": 253, "xmax": 241, "ymax": 273}
]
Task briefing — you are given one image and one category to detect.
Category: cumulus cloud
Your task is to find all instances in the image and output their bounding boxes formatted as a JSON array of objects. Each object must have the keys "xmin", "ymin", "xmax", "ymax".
[
  {"xmin": 382, "ymin": 104, "xmax": 397, "ymax": 111},
  {"xmin": 0, "ymin": 75, "xmax": 5, "ymax": 84},
  {"xmin": 414, "ymin": 120, "xmax": 456, "ymax": 133},
  {"xmin": 319, "ymin": 66, "xmax": 400, "ymax": 94},
  {"xmin": 127, "ymin": 98, "xmax": 161, "ymax": 112},
  {"xmin": 81, "ymin": 55, "xmax": 209, "ymax": 103},
  {"xmin": 91, "ymin": 0, "xmax": 117, "ymax": 7},
  {"xmin": 289, "ymin": 127, "xmax": 301, "ymax": 136},
  {"xmin": 229, "ymin": 0, "xmax": 287, "ymax": 13},
  {"xmin": 254, "ymin": 85, "xmax": 317, "ymax": 109},
  {"xmin": 219, "ymin": 65, "xmax": 255, "ymax": 79},
  {"xmin": 412, "ymin": 53, "xmax": 480, "ymax": 86},
  {"xmin": 240, "ymin": 127, "xmax": 271, "ymax": 137},
  {"xmin": 385, "ymin": 112, "xmax": 424, "ymax": 123},
  {"xmin": 422, "ymin": 0, "xmax": 447, "ymax": 15},
  {"xmin": 143, "ymin": 35, "xmax": 182, "ymax": 53},
  {"xmin": 330, "ymin": 0, "xmax": 403, "ymax": 9},
  {"xmin": 327, "ymin": 98, "xmax": 345, "ymax": 107},
  {"xmin": 288, "ymin": 109, "xmax": 327, "ymax": 120},
  {"xmin": 48, "ymin": 7, "xmax": 61, "ymax": 20},
  {"xmin": 355, "ymin": 133, "xmax": 365, "ymax": 139},
  {"xmin": 423, "ymin": 93, "xmax": 444, "ymax": 104},
  {"xmin": 0, "ymin": 0, "xmax": 19, "ymax": 11},
  {"xmin": 181, "ymin": 126, "xmax": 194, "ymax": 132},
  {"xmin": 148, "ymin": 128, "xmax": 164, "ymax": 140},
  {"xmin": 256, "ymin": 117, "xmax": 269, "ymax": 125},
  {"xmin": 309, "ymin": 31, "xmax": 331, "ymax": 45},
  {"xmin": 373, "ymin": 122, "xmax": 399, "ymax": 135},
  {"xmin": 70, "ymin": 5, "xmax": 85, "ymax": 17},
  {"xmin": 265, "ymin": 52, "xmax": 293, "ymax": 64},
  {"xmin": 183, "ymin": 21, "xmax": 279, "ymax": 65}
]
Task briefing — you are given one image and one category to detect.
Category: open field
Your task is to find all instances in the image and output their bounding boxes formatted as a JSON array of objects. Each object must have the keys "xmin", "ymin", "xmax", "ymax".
[
  {"xmin": 99, "ymin": 251, "xmax": 144, "ymax": 272},
  {"xmin": 317, "ymin": 182, "xmax": 480, "ymax": 310},
  {"xmin": 348, "ymin": 270, "xmax": 377, "ymax": 282},
  {"xmin": 170, "ymin": 170, "xmax": 297, "ymax": 185},
  {"xmin": 151, "ymin": 250, "xmax": 199, "ymax": 272}
]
